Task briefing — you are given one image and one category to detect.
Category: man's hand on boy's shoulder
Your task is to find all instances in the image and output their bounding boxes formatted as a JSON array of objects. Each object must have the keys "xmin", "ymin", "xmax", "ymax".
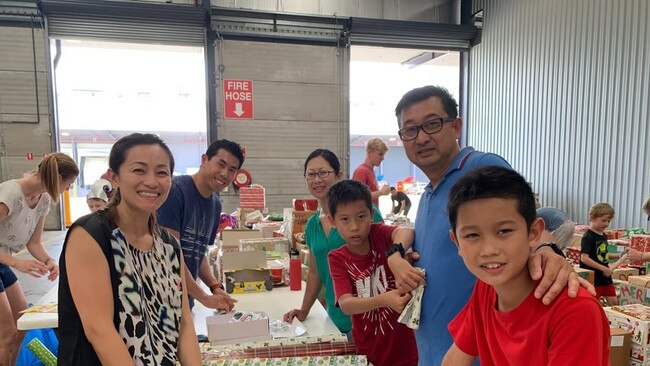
[
  {"xmin": 529, "ymin": 246, "xmax": 596, "ymax": 305},
  {"xmin": 387, "ymin": 254, "xmax": 425, "ymax": 292}
]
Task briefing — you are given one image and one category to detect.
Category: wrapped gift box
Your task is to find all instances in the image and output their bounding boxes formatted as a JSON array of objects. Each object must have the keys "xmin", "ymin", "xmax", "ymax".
[
  {"xmin": 614, "ymin": 268, "xmax": 640, "ymax": 282},
  {"xmin": 566, "ymin": 247, "xmax": 581, "ymax": 266},
  {"xmin": 283, "ymin": 208, "xmax": 316, "ymax": 248},
  {"xmin": 631, "ymin": 342, "xmax": 650, "ymax": 366},
  {"xmin": 631, "ymin": 235, "xmax": 650, "ymax": 267},
  {"xmin": 630, "ymin": 276, "xmax": 650, "ymax": 288},
  {"xmin": 221, "ymin": 229, "xmax": 263, "ymax": 252},
  {"xmin": 240, "ymin": 186, "xmax": 266, "ymax": 209},
  {"xmin": 574, "ymin": 267, "xmax": 594, "ymax": 284},
  {"xmin": 618, "ymin": 281, "xmax": 650, "ymax": 306},
  {"xmin": 605, "ymin": 304, "xmax": 650, "ymax": 346}
]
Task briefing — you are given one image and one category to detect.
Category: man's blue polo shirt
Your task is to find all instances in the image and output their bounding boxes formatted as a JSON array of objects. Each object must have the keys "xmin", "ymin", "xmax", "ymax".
[{"xmin": 413, "ymin": 146, "xmax": 510, "ymax": 365}]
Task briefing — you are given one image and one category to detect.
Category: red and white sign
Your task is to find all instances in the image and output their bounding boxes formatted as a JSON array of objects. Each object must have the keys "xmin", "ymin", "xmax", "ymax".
[{"xmin": 224, "ymin": 79, "xmax": 253, "ymax": 119}]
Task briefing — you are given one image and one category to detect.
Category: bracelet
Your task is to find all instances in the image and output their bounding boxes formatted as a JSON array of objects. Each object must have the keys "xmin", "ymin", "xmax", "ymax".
[
  {"xmin": 209, "ymin": 283, "xmax": 223, "ymax": 294},
  {"xmin": 534, "ymin": 242, "xmax": 566, "ymax": 258}
]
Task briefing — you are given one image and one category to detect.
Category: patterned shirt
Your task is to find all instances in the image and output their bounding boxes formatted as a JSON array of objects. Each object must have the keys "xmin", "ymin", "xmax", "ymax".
[{"xmin": 0, "ymin": 180, "xmax": 50, "ymax": 254}]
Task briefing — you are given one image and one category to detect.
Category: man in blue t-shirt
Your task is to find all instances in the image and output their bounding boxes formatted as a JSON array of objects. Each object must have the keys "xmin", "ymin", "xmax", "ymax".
[
  {"xmin": 158, "ymin": 139, "xmax": 244, "ymax": 311},
  {"xmin": 385, "ymin": 86, "xmax": 589, "ymax": 365}
]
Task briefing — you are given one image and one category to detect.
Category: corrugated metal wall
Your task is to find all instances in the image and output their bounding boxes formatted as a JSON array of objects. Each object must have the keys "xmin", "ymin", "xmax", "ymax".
[
  {"xmin": 469, "ymin": 0, "xmax": 650, "ymax": 228},
  {"xmin": 0, "ymin": 26, "xmax": 61, "ymax": 229},
  {"xmin": 215, "ymin": 40, "xmax": 349, "ymax": 213}
]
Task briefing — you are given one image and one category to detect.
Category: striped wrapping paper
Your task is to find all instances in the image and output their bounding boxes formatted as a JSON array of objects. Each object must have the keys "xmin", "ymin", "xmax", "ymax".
[
  {"xmin": 202, "ymin": 341, "xmax": 358, "ymax": 361},
  {"xmin": 204, "ymin": 355, "xmax": 369, "ymax": 365}
]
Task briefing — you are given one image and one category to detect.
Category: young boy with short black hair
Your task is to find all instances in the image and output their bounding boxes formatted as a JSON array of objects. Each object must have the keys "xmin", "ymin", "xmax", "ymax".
[
  {"xmin": 442, "ymin": 166, "xmax": 609, "ymax": 366},
  {"xmin": 327, "ymin": 180, "xmax": 421, "ymax": 366},
  {"xmin": 580, "ymin": 202, "xmax": 618, "ymax": 305}
]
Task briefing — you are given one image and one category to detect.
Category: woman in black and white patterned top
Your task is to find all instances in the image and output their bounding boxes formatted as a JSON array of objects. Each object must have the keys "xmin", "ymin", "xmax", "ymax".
[{"xmin": 58, "ymin": 133, "xmax": 201, "ymax": 365}]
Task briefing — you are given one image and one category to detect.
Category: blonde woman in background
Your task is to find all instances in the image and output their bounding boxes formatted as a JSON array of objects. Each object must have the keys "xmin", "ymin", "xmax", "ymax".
[{"xmin": 0, "ymin": 153, "xmax": 79, "ymax": 365}]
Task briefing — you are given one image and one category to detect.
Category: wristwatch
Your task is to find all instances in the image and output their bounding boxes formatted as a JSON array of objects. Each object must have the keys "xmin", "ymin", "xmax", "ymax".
[
  {"xmin": 209, "ymin": 283, "xmax": 223, "ymax": 294},
  {"xmin": 535, "ymin": 242, "xmax": 566, "ymax": 258},
  {"xmin": 386, "ymin": 243, "xmax": 406, "ymax": 258}
]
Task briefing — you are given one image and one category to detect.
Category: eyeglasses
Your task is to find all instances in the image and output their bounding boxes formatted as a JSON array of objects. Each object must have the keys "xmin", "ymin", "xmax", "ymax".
[
  {"xmin": 304, "ymin": 170, "xmax": 335, "ymax": 180},
  {"xmin": 398, "ymin": 117, "xmax": 456, "ymax": 141}
]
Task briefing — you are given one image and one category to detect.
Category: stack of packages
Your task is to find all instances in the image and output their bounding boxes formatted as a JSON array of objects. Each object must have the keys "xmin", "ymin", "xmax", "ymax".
[
  {"xmin": 630, "ymin": 235, "xmax": 650, "ymax": 269},
  {"xmin": 605, "ymin": 304, "xmax": 650, "ymax": 365},
  {"xmin": 201, "ymin": 334, "xmax": 364, "ymax": 365},
  {"xmin": 239, "ymin": 185, "xmax": 267, "ymax": 228}
]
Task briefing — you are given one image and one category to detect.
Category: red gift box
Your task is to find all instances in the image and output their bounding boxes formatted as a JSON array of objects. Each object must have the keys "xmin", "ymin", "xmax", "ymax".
[
  {"xmin": 630, "ymin": 235, "xmax": 650, "ymax": 267},
  {"xmin": 566, "ymin": 247, "xmax": 581, "ymax": 266}
]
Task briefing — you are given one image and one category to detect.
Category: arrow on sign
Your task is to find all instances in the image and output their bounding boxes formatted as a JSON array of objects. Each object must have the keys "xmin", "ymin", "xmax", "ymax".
[{"xmin": 234, "ymin": 103, "xmax": 245, "ymax": 117}]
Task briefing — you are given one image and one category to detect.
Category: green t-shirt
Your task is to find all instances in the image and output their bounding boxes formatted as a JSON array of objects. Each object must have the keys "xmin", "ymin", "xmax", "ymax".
[{"xmin": 304, "ymin": 205, "xmax": 383, "ymax": 332}]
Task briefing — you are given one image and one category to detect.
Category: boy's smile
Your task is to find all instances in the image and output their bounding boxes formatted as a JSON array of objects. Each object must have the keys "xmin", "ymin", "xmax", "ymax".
[
  {"xmin": 330, "ymin": 200, "xmax": 372, "ymax": 255},
  {"xmin": 451, "ymin": 197, "xmax": 543, "ymax": 309}
]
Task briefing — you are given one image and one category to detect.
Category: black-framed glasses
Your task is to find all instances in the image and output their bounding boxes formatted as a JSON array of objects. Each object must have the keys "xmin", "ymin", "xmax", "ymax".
[
  {"xmin": 304, "ymin": 170, "xmax": 335, "ymax": 180},
  {"xmin": 398, "ymin": 117, "xmax": 456, "ymax": 141}
]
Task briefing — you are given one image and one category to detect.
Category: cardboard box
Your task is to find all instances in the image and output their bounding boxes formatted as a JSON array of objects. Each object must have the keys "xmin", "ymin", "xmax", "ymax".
[
  {"xmin": 221, "ymin": 251, "xmax": 272, "ymax": 294},
  {"xmin": 574, "ymin": 267, "xmax": 595, "ymax": 285},
  {"xmin": 610, "ymin": 327, "xmax": 632, "ymax": 366},
  {"xmin": 206, "ymin": 311, "xmax": 271, "ymax": 345},
  {"xmin": 253, "ymin": 222, "xmax": 283, "ymax": 238},
  {"xmin": 614, "ymin": 268, "xmax": 640, "ymax": 282},
  {"xmin": 221, "ymin": 229, "xmax": 262, "ymax": 250},
  {"xmin": 605, "ymin": 304, "xmax": 650, "ymax": 346},
  {"xmin": 630, "ymin": 275, "xmax": 650, "ymax": 288},
  {"xmin": 239, "ymin": 238, "xmax": 290, "ymax": 255}
]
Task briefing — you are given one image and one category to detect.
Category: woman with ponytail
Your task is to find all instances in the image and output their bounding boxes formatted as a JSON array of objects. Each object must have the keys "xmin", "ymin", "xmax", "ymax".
[
  {"xmin": 58, "ymin": 133, "xmax": 201, "ymax": 365},
  {"xmin": 0, "ymin": 152, "xmax": 79, "ymax": 365}
]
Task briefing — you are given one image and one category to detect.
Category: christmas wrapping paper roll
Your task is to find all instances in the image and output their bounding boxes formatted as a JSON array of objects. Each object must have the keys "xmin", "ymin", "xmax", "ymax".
[
  {"xmin": 26, "ymin": 338, "xmax": 56, "ymax": 366},
  {"xmin": 397, "ymin": 268, "xmax": 425, "ymax": 329}
]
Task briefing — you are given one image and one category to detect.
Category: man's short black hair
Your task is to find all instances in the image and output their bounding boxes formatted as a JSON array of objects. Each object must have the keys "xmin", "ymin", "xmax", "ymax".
[
  {"xmin": 448, "ymin": 166, "xmax": 536, "ymax": 233},
  {"xmin": 328, "ymin": 180, "xmax": 373, "ymax": 217},
  {"xmin": 205, "ymin": 139, "xmax": 245, "ymax": 169},
  {"xmin": 394, "ymin": 85, "xmax": 459, "ymax": 122}
]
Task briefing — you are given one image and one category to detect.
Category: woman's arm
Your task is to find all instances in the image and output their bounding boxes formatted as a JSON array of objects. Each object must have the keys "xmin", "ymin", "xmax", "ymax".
[
  {"xmin": 283, "ymin": 251, "xmax": 322, "ymax": 323},
  {"xmin": 25, "ymin": 216, "xmax": 58, "ymax": 280},
  {"xmin": 65, "ymin": 226, "xmax": 136, "ymax": 366},
  {"xmin": 177, "ymin": 255, "xmax": 202, "ymax": 365}
]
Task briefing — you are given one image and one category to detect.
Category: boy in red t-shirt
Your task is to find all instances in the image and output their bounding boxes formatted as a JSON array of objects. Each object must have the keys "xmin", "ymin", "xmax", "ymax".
[
  {"xmin": 327, "ymin": 180, "xmax": 420, "ymax": 366},
  {"xmin": 442, "ymin": 166, "xmax": 610, "ymax": 366}
]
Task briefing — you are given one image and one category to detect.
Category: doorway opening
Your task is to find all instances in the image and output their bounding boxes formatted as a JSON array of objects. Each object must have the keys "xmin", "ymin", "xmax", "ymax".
[
  {"xmin": 350, "ymin": 45, "xmax": 460, "ymax": 221},
  {"xmin": 51, "ymin": 40, "xmax": 208, "ymax": 222}
]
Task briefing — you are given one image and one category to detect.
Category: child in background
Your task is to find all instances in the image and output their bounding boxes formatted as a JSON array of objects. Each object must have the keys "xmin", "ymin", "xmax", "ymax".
[
  {"xmin": 327, "ymin": 180, "xmax": 420, "ymax": 366},
  {"xmin": 442, "ymin": 166, "xmax": 609, "ymax": 366},
  {"xmin": 86, "ymin": 178, "xmax": 112, "ymax": 213},
  {"xmin": 580, "ymin": 202, "xmax": 618, "ymax": 305}
]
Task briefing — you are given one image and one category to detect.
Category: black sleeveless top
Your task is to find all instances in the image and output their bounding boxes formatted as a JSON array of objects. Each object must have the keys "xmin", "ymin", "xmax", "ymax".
[{"xmin": 58, "ymin": 211, "xmax": 183, "ymax": 366}]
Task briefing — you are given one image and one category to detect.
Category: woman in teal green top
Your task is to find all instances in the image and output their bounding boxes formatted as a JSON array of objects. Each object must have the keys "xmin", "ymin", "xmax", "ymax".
[{"xmin": 283, "ymin": 149, "xmax": 382, "ymax": 334}]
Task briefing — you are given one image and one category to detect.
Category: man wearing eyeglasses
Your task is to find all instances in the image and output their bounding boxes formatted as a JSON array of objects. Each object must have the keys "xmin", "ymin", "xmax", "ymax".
[{"xmin": 385, "ymin": 86, "xmax": 589, "ymax": 365}]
